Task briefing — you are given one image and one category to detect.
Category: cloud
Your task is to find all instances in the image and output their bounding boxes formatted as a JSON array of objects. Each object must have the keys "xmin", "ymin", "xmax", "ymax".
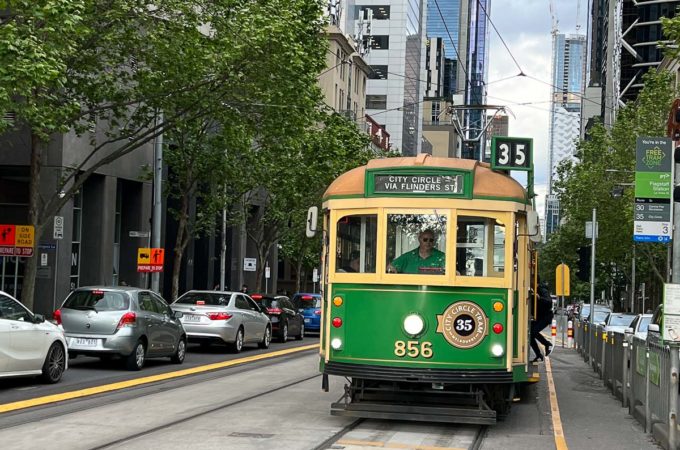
[{"xmin": 486, "ymin": 0, "xmax": 583, "ymax": 211}]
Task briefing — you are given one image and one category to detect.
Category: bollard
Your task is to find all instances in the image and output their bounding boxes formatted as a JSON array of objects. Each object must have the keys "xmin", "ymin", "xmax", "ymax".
[
  {"xmin": 551, "ymin": 318, "xmax": 557, "ymax": 347},
  {"xmin": 645, "ymin": 349, "xmax": 652, "ymax": 434},
  {"xmin": 567, "ymin": 320, "xmax": 574, "ymax": 349},
  {"xmin": 622, "ymin": 340, "xmax": 629, "ymax": 409},
  {"xmin": 669, "ymin": 347, "xmax": 679, "ymax": 450}
]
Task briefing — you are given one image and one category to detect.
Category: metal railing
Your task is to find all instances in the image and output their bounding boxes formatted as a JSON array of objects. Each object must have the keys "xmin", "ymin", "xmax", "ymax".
[{"xmin": 572, "ymin": 319, "xmax": 680, "ymax": 450}]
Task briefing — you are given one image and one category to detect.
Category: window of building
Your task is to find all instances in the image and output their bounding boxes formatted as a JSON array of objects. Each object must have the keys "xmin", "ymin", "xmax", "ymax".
[
  {"xmin": 431, "ymin": 101, "xmax": 441, "ymax": 124},
  {"xmin": 366, "ymin": 95, "xmax": 387, "ymax": 110},
  {"xmin": 386, "ymin": 213, "xmax": 448, "ymax": 276},
  {"xmin": 335, "ymin": 214, "xmax": 377, "ymax": 273},
  {"xmin": 456, "ymin": 216, "xmax": 505, "ymax": 277},
  {"xmin": 355, "ymin": 5, "xmax": 390, "ymax": 20},
  {"xmin": 370, "ymin": 35, "xmax": 389, "ymax": 50},
  {"xmin": 371, "ymin": 65, "xmax": 388, "ymax": 79},
  {"xmin": 70, "ymin": 189, "xmax": 83, "ymax": 291},
  {"xmin": 112, "ymin": 182, "xmax": 122, "ymax": 286}
]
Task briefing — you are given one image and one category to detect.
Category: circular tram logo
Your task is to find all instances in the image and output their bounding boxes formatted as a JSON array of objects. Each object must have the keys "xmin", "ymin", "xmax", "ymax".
[{"xmin": 436, "ymin": 301, "xmax": 488, "ymax": 349}]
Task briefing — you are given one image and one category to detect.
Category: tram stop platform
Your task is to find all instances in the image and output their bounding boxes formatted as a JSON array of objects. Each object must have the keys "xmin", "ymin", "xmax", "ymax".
[{"xmin": 483, "ymin": 343, "xmax": 660, "ymax": 450}]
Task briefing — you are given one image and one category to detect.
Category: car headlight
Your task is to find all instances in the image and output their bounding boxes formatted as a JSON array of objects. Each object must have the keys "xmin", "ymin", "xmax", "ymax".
[
  {"xmin": 403, "ymin": 314, "xmax": 425, "ymax": 337},
  {"xmin": 491, "ymin": 344, "xmax": 504, "ymax": 357}
]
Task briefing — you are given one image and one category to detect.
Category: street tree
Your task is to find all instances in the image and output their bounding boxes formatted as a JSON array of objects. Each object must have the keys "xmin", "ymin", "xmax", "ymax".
[
  {"xmin": 548, "ymin": 70, "xmax": 676, "ymax": 309},
  {"xmin": 0, "ymin": 0, "xmax": 329, "ymax": 308}
]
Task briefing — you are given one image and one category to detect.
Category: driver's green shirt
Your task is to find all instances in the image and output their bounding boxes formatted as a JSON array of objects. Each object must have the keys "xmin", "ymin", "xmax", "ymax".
[{"xmin": 391, "ymin": 248, "xmax": 445, "ymax": 274}]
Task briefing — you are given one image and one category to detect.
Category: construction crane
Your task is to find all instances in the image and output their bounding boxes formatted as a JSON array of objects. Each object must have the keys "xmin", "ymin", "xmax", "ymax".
[{"xmin": 549, "ymin": 0, "xmax": 558, "ymax": 36}]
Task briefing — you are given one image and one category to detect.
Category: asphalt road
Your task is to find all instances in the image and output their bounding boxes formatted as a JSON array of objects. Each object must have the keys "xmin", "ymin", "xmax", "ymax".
[{"xmin": 0, "ymin": 334, "xmax": 319, "ymax": 405}]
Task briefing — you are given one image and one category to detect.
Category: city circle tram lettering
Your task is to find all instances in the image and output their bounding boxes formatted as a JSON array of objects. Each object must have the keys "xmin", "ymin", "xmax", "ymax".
[{"xmin": 374, "ymin": 174, "xmax": 463, "ymax": 194}]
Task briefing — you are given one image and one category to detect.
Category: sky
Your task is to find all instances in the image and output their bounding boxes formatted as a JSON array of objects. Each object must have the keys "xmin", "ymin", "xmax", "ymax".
[{"xmin": 486, "ymin": 0, "xmax": 582, "ymax": 216}]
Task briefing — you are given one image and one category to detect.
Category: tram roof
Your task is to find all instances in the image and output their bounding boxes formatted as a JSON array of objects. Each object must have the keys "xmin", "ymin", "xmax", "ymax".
[{"xmin": 323, "ymin": 154, "xmax": 528, "ymax": 203}]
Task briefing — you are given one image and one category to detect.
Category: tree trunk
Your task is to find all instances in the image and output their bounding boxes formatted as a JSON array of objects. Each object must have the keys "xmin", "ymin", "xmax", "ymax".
[
  {"xmin": 254, "ymin": 243, "xmax": 271, "ymax": 293},
  {"xmin": 295, "ymin": 258, "xmax": 303, "ymax": 293},
  {"xmin": 171, "ymin": 194, "xmax": 190, "ymax": 301},
  {"xmin": 21, "ymin": 133, "xmax": 44, "ymax": 309}
]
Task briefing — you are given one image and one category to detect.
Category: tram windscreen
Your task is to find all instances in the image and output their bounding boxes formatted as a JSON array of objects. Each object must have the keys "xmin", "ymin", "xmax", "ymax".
[
  {"xmin": 335, "ymin": 214, "xmax": 377, "ymax": 273},
  {"xmin": 385, "ymin": 213, "xmax": 447, "ymax": 275},
  {"xmin": 456, "ymin": 216, "xmax": 505, "ymax": 277}
]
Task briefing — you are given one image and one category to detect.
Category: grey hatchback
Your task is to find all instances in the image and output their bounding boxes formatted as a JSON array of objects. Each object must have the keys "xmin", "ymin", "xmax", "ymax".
[{"xmin": 56, "ymin": 287, "xmax": 186, "ymax": 370}]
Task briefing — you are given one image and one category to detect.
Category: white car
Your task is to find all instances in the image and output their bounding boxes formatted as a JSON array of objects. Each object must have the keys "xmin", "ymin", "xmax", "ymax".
[
  {"xmin": 0, "ymin": 291, "xmax": 68, "ymax": 383},
  {"xmin": 627, "ymin": 313, "xmax": 653, "ymax": 341}
]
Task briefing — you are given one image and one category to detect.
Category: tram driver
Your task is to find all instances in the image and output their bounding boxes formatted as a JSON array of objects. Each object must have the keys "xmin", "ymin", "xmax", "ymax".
[{"xmin": 387, "ymin": 229, "xmax": 445, "ymax": 274}]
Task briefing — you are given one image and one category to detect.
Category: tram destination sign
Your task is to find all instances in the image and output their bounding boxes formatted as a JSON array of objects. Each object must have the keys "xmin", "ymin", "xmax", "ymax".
[{"xmin": 373, "ymin": 174, "xmax": 464, "ymax": 195}]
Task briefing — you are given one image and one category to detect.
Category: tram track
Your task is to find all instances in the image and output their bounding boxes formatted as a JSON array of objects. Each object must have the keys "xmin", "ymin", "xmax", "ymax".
[
  {"xmin": 0, "ymin": 348, "xmax": 317, "ymax": 431},
  {"xmin": 89, "ymin": 373, "xmax": 322, "ymax": 450}
]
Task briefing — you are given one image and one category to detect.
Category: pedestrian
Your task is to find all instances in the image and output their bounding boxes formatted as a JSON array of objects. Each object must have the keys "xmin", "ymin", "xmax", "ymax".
[
  {"xmin": 530, "ymin": 278, "xmax": 554, "ymax": 362},
  {"xmin": 240, "ymin": 284, "xmax": 248, "ymax": 294}
]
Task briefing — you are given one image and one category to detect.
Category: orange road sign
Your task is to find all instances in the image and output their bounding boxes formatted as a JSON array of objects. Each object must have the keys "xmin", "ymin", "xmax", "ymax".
[
  {"xmin": 137, "ymin": 248, "xmax": 164, "ymax": 273},
  {"xmin": 555, "ymin": 263, "xmax": 571, "ymax": 297}
]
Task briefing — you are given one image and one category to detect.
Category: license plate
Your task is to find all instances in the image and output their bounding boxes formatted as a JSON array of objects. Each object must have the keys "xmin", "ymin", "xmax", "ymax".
[
  {"xmin": 304, "ymin": 319, "xmax": 311, "ymax": 323},
  {"xmin": 73, "ymin": 338, "xmax": 98, "ymax": 347},
  {"xmin": 183, "ymin": 314, "xmax": 201, "ymax": 323}
]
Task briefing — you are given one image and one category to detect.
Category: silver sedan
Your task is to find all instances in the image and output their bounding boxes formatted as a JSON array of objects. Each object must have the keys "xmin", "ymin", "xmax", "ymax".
[{"xmin": 171, "ymin": 291, "xmax": 271, "ymax": 352}]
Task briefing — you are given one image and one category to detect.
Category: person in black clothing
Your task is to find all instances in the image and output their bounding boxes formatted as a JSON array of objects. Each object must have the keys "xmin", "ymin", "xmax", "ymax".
[{"xmin": 530, "ymin": 280, "xmax": 554, "ymax": 362}]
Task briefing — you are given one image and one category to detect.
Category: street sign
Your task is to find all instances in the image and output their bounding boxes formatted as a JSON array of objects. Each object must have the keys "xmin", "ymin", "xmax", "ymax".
[
  {"xmin": 265, "ymin": 266, "xmax": 270, "ymax": 279},
  {"xmin": 0, "ymin": 224, "xmax": 34, "ymax": 257},
  {"xmin": 244, "ymin": 258, "xmax": 256, "ymax": 272},
  {"xmin": 490, "ymin": 137, "xmax": 533, "ymax": 171},
  {"xmin": 663, "ymin": 283, "xmax": 680, "ymax": 341},
  {"xmin": 129, "ymin": 230, "xmax": 150, "ymax": 238},
  {"xmin": 585, "ymin": 221, "xmax": 598, "ymax": 239},
  {"xmin": 555, "ymin": 263, "xmax": 571, "ymax": 296},
  {"xmin": 137, "ymin": 247, "xmax": 164, "ymax": 272},
  {"xmin": 313, "ymin": 268, "xmax": 319, "ymax": 283},
  {"xmin": 54, "ymin": 216, "xmax": 64, "ymax": 240},
  {"xmin": 41, "ymin": 253, "xmax": 48, "ymax": 267},
  {"xmin": 634, "ymin": 137, "xmax": 673, "ymax": 243}
]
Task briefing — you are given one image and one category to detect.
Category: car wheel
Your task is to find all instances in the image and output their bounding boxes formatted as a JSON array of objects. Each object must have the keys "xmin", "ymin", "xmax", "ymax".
[
  {"xmin": 40, "ymin": 342, "xmax": 66, "ymax": 384},
  {"xmin": 296, "ymin": 323, "xmax": 304, "ymax": 341},
  {"xmin": 259, "ymin": 326, "xmax": 272, "ymax": 349},
  {"xmin": 230, "ymin": 327, "xmax": 244, "ymax": 353},
  {"xmin": 171, "ymin": 338, "xmax": 186, "ymax": 364},
  {"xmin": 281, "ymin": 322, "xmax": 288, "ymax": 343},
  {"xmin": 125, "ymin": 340, "xmax": 146, "ymax": 371}
]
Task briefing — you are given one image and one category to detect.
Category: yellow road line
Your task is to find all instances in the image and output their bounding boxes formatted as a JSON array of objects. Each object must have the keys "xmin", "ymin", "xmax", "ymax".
[
  {"xmin": 0, "ymin": 344, "xmax": 319, "ymax": 414},
  {"xmin": 545, "ymin": 357, "xmax": 568, "ymax": 450},
  {"xmin": 336, "ymin": 439, "xmax": 466, "ymax": 450}
]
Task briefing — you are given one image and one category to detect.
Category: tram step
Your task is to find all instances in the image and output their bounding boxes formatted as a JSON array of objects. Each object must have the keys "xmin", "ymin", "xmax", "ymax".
[{"xmin": 330, "ymin": 401, "xmax": 497, "ymax": 425}]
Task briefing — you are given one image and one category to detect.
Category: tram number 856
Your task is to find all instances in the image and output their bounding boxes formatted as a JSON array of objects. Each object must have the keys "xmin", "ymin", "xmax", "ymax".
[{"xmin": 394, "ymin": 340, "xmax": 433, "ymax": 358}]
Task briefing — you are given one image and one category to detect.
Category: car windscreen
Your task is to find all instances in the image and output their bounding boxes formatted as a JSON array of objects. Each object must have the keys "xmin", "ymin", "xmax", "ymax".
[
  {"xmin": 294, "ymin": 295, "xmax": 321, "ymax": 308},
  {"xmin": 175, "ymin": 292, "xmax": 230, "ymax": 306},
  {"xmin": 609, "ymin": 315, "xmax": 635, "ymax": 327},
  {"xmin": 255, "ymin": 298, "xmax": 280, "ymax": 308},
  {"xmin": 639, "ymin": 316, "xmax": 652, "ymax": 332},
  {"xmin": 594, "ymin": 311, "xmax": 609, "ymax": 323},
  {"xmin": 63, "ymin": 290, "xmax": 129, "ymax": 311}
]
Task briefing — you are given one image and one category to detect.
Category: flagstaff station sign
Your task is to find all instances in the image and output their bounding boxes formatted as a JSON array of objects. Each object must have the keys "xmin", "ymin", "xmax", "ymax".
[{"xmin": 634, "ymin": 137, "xmax": 673, "ymax": 243}]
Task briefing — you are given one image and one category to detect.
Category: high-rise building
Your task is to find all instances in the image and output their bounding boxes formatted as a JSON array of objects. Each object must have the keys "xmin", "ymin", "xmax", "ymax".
[
  {"xmin": 426, "ymin": 37, "xmax": 446, "ymax": 98},
  {"xmin": 546, "ymin": 34, "xmax": 586, "ymax": 240},
  {"xmin": 425, "ymin": 0, "xmax": 490, "ymax": 160},
  {"xmin": 485, "ymin": 114, "xmax": 509, "ymax": 153},
  {"xmin": 347, "ymin": 1, "xmax": 428, "ymax": 154},
  {"xmin": 548, "ymin": 34, "xmax": 587, "ymax": 193}
]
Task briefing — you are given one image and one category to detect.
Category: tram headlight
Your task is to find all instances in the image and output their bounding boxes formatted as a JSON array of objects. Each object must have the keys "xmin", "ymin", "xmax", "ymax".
[
  {"xmin": 491, "ymin": 344, "xmax": 504, "ymax": 357},
  {"xmin": 403, "ymin": 313, "xmax": 425, "ymax": 337},
  {"xmin": 331, "ymin": 338, "xmax": 343, "ymax": 350}
]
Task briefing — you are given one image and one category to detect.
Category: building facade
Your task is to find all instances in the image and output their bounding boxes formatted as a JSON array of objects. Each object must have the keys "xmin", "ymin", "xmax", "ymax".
[{"xmin": 345, "ymin": 1, "xmax": 427, "ymax": 154}]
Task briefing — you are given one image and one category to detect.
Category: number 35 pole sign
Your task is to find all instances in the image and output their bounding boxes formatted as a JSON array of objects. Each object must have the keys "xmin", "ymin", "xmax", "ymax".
[{"xmin": 490, "ymin": 137, "xmax": 534, "ymax": 197}]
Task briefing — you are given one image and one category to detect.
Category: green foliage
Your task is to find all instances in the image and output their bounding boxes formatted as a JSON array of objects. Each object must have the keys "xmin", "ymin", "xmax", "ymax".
[{"xmin": 544, "ymin": 70, "xmax": 676, "ymax": 308}]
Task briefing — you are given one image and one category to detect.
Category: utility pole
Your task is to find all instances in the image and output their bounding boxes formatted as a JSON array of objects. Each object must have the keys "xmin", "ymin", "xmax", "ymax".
[
  {"xmin": 151, "ymin": 113, "xmax": 163, "ymax": 293},
  {"xmin": 588, "ymin": 208, "xmax": 597, "ymax": 364},
  {"xmin": 631, "ymin": 244, "xmax": 636, "ymax": 313}
]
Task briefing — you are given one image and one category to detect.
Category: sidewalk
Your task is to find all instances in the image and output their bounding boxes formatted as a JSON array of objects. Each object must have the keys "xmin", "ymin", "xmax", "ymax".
[{"xmin": 549, "ymin": 344, "xmax": 661, "ymax": 449}]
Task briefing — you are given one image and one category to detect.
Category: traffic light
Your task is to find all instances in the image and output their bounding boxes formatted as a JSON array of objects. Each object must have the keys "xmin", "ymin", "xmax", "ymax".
[{"xmin": 577, "ymin": 246, "xmax": 591, "ymax": 282}]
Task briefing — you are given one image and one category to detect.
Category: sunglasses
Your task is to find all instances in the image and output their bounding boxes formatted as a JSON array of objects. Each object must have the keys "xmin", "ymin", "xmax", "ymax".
[{"xmin": 421, "ymin": 238, "xmax": 435, "ymax": 243}]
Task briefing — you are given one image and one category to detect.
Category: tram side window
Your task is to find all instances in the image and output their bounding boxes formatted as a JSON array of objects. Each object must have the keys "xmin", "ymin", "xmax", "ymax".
[
  {"xmin": 456, "ymin": 217, "xmax": 505, "ymax": 277},
  {"xmin": 335, "ymin": 214, "xmax": 377, "ymax": 273},
  {"xmin": 385, "ymin": 213, "xmax": 447, "ymax": 275}
]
